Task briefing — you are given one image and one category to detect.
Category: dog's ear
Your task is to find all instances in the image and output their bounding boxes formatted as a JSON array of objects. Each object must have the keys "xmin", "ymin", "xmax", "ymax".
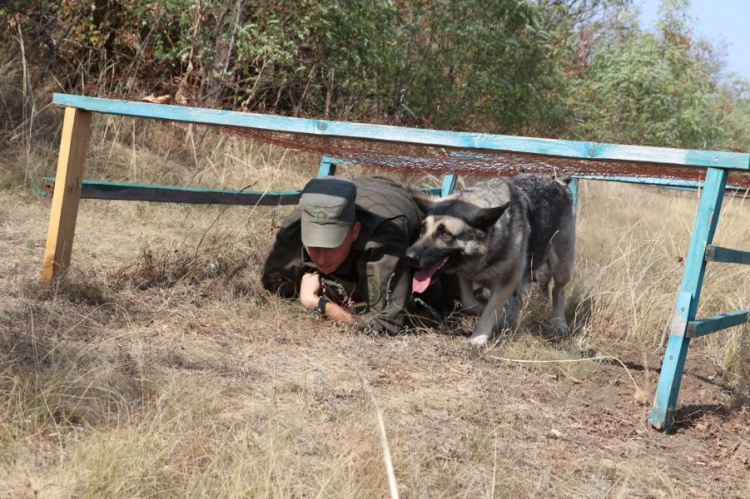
[
  {"xmin": 469, "ymin": 202, "xmax": 509, "ymax": 229},
  {"xmin": 408, "ymin": 186, "xmax": 441, "ymax": 214}
]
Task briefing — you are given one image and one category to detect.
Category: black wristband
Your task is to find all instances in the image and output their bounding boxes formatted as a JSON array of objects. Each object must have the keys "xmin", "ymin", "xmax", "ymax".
[{"xmin": 312, "ymin": 295, "xmax": 328, "ymax": 316}]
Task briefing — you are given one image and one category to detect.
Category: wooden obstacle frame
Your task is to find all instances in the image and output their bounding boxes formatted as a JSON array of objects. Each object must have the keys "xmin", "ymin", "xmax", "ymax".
[{"xmin": 42, "ymin": 93, "xmax": 749, "ymax": 434}]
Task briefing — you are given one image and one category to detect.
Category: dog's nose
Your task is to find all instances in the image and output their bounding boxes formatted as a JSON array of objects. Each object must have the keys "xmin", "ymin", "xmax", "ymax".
[{"xmin": 405, "ymin": 248, "xmax": 419, "ymax": 266}]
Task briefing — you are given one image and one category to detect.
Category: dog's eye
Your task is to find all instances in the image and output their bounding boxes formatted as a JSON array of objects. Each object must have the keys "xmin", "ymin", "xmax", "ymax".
[{"xmin": 439, "ymin": 229, "xmax": 453, "ymax": 241}]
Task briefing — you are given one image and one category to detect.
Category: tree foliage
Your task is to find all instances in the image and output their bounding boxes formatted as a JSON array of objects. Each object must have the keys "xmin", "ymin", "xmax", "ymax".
[
  {"xmin": 0, "ymin": 0, "xmax": 571, "ymax": 134},
  {"xmin": 716, "ymin": 77, "xmax": 750, "ymax": 151},
  {"xmin": 571, "ymin": 31, "xmax": 722, "ymax": 147},
  {"xmin": 1, "ymin": 0, "xmax": 749, "ymax": 150},
  {"xmin": 566, "ymin": 0, "xmax": 746, "ymax": 149}
]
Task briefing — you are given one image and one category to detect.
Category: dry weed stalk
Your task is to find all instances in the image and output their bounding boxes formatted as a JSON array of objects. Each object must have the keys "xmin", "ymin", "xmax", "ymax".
[{"xmin": 361, "ymin": 378, "xmax": 400, "ymax": 499}]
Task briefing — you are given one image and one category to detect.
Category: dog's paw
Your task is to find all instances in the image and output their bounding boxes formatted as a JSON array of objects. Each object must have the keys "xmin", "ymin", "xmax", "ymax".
[
  {"xmin": 551, "ymin": 317, "xmax": 569, "ymax": 334},
  {"xmin": 467, "ymin": 334, "xmax": 490, "ymax": 347},
  {"xmin": 460, "ymin": 338, "xmax": 485, "ymax": 358}
]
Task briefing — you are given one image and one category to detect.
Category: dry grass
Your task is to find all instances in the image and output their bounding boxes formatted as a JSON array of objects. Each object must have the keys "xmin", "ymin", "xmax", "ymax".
[{"xmin": 0, "ymin": 116, "xmax": 748, "ymax": 497}]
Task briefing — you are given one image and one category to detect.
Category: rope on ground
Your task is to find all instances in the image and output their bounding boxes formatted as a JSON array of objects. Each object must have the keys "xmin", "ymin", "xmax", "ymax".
[{"xmin": 486, "ymin": 355, "xmax": 641, "ymax": 392}]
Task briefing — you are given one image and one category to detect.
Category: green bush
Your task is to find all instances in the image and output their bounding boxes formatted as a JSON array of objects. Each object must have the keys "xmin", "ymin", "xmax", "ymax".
[{"xmin": 0, "ymin": 0, "xmax": 567, "ymax": 133}]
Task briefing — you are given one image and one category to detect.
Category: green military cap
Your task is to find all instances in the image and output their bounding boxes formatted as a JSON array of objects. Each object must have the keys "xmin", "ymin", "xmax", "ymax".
[{"xmin": 300, "ymin": 177, "xmax": 357, "ymax": 248}]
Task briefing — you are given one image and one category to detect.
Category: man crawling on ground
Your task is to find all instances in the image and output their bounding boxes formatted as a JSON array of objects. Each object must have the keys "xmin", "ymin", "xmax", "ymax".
[{"xmin": 261, "ymin": 176, "xmax": 457, "ymax": 334}]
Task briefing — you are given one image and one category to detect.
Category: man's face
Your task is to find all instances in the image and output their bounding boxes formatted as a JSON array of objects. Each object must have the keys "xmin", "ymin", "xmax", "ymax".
[{"xmin": 305, "ymin": 222, "xmax": 361, "ymax": 274}]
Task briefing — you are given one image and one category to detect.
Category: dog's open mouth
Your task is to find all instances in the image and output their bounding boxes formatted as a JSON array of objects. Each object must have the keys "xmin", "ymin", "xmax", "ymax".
[{"xmin": 412, "ymin": 257, "xmax": 450, "ymax": 294}]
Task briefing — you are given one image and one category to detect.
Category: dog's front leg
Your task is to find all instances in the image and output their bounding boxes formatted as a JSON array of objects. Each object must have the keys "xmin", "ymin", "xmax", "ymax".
[
  {"xmin": 468, "ymin": 282, "xmax": 516, "ymax": 347},
  {"xmin": 459, "ymin": 277, "xmax": 484, "ymax": 315}
]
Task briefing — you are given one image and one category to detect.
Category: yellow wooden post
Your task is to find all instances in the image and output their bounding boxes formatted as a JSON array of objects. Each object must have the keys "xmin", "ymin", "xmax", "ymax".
[{"xmin": 40, "ymin": 106, "xmax": 92, "ymax": 284}]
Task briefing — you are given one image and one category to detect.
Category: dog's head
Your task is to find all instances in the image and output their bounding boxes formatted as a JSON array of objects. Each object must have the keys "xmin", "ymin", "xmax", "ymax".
[{"xmin": 406, "ymin": 191, "xmax": 508, "ymax": 293}]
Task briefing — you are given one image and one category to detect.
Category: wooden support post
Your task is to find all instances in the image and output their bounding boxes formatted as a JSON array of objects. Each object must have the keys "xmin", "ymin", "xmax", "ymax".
[
  {"xmin": 569, "ymin": 177, "xmax": 579, "ymax": 214},
  {"xmin": 440, "ymin": 174, "xmax": 457, "ymax": 197},
  {"xmin": 650, "ymin": 167, "xmax": 728, "ymax": 432},
  {"xmin": 317, "ymin": 156, "xmax": 337, "ymax": 177},
  {"xmin": 40, "ymin": 107, "xmax": 92, "ymax": 284}
]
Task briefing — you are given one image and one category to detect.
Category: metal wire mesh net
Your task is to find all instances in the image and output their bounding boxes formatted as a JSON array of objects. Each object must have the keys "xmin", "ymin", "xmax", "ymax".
[{"xmin": 222, "ymin": 126, "xmax": 750, "ymax": 189}]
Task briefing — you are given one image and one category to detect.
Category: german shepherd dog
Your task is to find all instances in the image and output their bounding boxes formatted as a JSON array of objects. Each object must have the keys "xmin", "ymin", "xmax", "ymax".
[{"xmin": 406, "ymin": 174, "xmax": 575, "ymax": 346}]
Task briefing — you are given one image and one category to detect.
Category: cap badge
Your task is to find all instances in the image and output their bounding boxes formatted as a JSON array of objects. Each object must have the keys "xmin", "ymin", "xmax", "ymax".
[{"xmin": 316, "ymin": 211, "xmax": 328, "ymax": 223}]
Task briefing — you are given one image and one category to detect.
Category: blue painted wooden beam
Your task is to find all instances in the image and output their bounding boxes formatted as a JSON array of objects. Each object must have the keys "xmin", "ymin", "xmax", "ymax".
[
  {"xmin": 705, "ymin": 245, "xmax": 750, "ymax": 265},
  {"xmin": 41, "ymin": 177, "xmax": 443, "ymax": 204},
  {"xmin": 41, "ymin": 178, "xmax": 303, "ymax": 205},
  {"xmin": 440, "ymin": 174, "xmax": 457, "ymax": 197},
  {"xmin": 574, "ymin": 175, "xmax": 750, "ymax": 196},
  {"xmin": 317, "ymin": 156, "xmax": 338, "ymax": 177},
  {"xmin": 569, "ymin": 177, "xmax": 579, "ymax": 213},
  {"xmin": 687, "ymin": 309, "xmax": 750, "ymax": 338},
  {"xmin": 52, "ymin": 94, "xmax": 750, "ymax": 171},
  {"xmin": 650, "ymin": 167, "xmax": 729, "ymax": 432},
  {"xmin": 575, "ymin": 175, "xmax": 702, "ymax": 187}
]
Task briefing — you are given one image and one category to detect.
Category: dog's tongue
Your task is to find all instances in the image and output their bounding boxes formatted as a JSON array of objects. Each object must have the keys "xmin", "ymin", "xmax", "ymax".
[{"xmin": 412, "ymin": 261, "xmax": 442, "ymax": 294}]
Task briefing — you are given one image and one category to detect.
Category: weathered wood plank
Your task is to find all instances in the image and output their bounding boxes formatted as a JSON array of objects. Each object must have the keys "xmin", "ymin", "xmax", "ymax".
[
  {"xmin": 687, "ymin": 309, "xmax": 750, "ymax": 338},
  {"xmin": 41, "ymin": 107, "xmax": 92, "ymax": 283},
  {"xmin": 705, "ymin": 245, "xmax": 750, "ymax": 265},
  {"xmin": 52, "ymin": 94, "xmax": 750, "ymax": 171}
]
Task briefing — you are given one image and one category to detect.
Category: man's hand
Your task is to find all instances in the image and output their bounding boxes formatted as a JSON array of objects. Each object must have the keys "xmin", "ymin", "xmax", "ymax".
[
  {"xmin": 300, "ymin": 272, "xmax": 322, "ymax": 310},
  {"xmin": 300, "ymin": 273, "xmax": 356, "ymax": 324}
]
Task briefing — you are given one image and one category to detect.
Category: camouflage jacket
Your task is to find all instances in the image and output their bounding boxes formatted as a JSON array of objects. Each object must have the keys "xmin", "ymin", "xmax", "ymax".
[{"xmin": 261, "ymin": 177, "xmax": 423, "ymax": 335}]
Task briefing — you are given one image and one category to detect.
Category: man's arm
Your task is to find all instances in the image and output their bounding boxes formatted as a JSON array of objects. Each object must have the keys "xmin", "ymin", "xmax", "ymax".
[
  {"xmin": 261, "ymin": 211, "xmax": 306, "ymax": 297},
  {"xmin": 299, "ymin": 273, "xmax": 356, "ymax": 323}
]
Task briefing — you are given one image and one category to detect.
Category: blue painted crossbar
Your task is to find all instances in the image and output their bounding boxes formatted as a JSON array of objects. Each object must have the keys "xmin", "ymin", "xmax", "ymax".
[
  {"xmin": 705, "ymin": 245, "xmax": 750, "ymax": 264},
  {"xmin": 52, "ymin": 94, "xmax": 750, "ymax": 170},
  {"xmin": 41, "ymin": 178, "xmax": 302, "ymax": 205},
  {"xmin": 574, "ymin": 175, "xmax": 750, "ymax": 196},
  {"xmin": 687, "ymin": 309, "xmax": 750, "ymax": 338}
]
